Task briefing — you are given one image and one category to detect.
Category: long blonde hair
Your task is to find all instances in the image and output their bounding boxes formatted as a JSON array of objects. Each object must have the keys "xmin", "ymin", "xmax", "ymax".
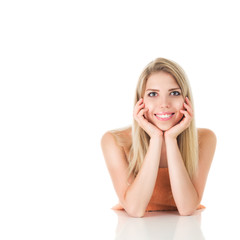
[{"xmin": 111, "ymin": 58, "xmax": 198, "ymax": 179}]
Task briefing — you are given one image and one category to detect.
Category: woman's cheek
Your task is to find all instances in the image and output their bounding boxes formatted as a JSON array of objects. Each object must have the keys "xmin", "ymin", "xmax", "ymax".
[
  {"xmin": 145, "ymin": 104, "xmax": 155, "ymax": 122},
  {"xmin": 144, "ymin": 101, "xmax": 152, "ymax": 112},
  {"xmin": 177, "ymin": 100, "xmax": 185, "ymax": 110},
  {"xmin": 174, "ymin": 103, "xmax": 183, "ymax": 116},
  {"xmin": 143, "ymin": 103, "xmax": 150, "ymax": 119},
  {"xmin": 178, "ymin": 105, "xmax": 185, "ymax": 120}
]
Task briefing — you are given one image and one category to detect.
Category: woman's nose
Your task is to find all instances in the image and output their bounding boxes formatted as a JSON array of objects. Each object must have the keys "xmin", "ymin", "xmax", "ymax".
[{"xmin": 159, "ymin": 96, "xmax": 170, "ymax": 108}]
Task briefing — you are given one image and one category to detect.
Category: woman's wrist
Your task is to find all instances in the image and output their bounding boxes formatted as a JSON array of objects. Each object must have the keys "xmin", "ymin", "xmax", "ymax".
[
  {"xmin": 164, "ymin": 135, "xmax": 177, "ymax": 144},
  {"xmin": 150, "ymin": 134, "xmax": 164, "ymax": 142},
  {"xmin": 164, "ymin": 131, "xmax": 178, "ymax": 140}
]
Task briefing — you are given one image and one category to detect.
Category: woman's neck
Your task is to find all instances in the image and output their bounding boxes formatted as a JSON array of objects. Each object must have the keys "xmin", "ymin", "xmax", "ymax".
[{"xmin": 159, "ymin": 139, "xmax": 168, "ymax": 168}]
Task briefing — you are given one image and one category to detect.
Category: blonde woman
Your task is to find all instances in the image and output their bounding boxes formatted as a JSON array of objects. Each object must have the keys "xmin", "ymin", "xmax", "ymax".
[{"xmin": 101, "ymin": 58, "xmax": 217, "ymax": 218}]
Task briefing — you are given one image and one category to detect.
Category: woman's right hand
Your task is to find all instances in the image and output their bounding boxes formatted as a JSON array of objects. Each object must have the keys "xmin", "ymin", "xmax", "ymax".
[{"xmin": 133, "ymin": 98, "xmax": 163, "ymax": 139}]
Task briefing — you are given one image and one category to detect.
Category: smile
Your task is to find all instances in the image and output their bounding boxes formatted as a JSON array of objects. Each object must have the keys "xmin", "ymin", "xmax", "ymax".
[{"xmin": 155, "ymin": 113, "xmax": 175, "ymax": 121}]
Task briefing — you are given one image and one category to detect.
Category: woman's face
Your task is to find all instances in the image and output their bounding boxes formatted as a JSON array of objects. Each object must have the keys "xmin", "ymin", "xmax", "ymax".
[{"xmin": 143, "ymin": 71, "xmax": 185, "ymax": 131}]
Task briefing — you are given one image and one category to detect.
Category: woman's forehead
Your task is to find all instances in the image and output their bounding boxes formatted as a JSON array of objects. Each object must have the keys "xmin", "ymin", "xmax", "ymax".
[{"xmin": 145, "ymin": 72, "xmax": 179, "ymax": 89}]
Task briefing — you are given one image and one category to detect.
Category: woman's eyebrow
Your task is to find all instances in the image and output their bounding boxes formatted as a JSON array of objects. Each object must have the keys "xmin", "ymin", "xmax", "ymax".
[
  {"xmin": 145, "ymin": 87, "xmax": 181, "ymax": 92},
  {"xmin": 145, "ymin": 88, "xmax": 160, "ymax": 92},
  {"xmin": 168, "ymin": 88, "xmax": 181, "ymax": 91}
]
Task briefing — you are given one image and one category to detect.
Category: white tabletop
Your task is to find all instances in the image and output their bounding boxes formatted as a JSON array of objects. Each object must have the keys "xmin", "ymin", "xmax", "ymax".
[
  {"xmin": 82, "ymin": 207, "xmax": 240, "ymax": 240},
  {"xmin": 1, "ymin": 203, "xmax": 239, "ymax": 240}
]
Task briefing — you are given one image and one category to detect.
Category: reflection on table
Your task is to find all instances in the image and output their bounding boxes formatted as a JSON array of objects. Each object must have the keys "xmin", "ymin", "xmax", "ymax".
[{"xmin": 114, "ymin": 209, "xmax": 205, "ymax": 240}]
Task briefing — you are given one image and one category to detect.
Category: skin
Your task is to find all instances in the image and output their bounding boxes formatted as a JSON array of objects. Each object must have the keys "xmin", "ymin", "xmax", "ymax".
[
  {"xmin": 143, "ymin": 71, "xmax": 185, "ymax": 133},
  {"xmin": 101, "ymin": 71, "xmax": 217, "ymax": 217},
  {"xmin": 136, "ymin": 71, "xmax": 192, "ymax": 139}
]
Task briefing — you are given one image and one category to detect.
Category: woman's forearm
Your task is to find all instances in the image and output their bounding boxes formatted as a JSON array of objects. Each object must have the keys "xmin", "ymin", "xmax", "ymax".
[
  {"xmin": 123, "ymin": 136, "xmax": 163, "ymax": 217},
  {"xmin": 165, "ymin": 137, "xmax": 199, "ymax": 215}
]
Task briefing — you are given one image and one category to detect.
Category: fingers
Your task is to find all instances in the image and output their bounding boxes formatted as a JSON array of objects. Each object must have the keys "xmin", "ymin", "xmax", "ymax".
[
  {"xmin": 133, "ymin": 98, "xmax": 163, "ymax": 138},
  {"xmin": 185, "ymin": 96, "xmax": 192, "ymax": 108},
  {"xmin": 133, "ymin": 98, "xmax": 149, "ymax": 127},
  {"xmin": 180, "ymin": 97, "xmax": 193, "ymax": 126},
  {"xmin": 134, "ymin": 98, "xmax": 145, "ymax": 119},
  {"xmin": 139, "ymin": 108, "xmax": 149, "ymax": 119},
  {"xmin": 180, "ymin": 109, "xmax": 190, "ymax": 118},
  {"xmin": 180, "ymin": 107, "xmax": 192, "ymax": 128},
  {"xmin": 183, "ymin": 97, "xmax": 193, "ymax": 117},
  {"xmin": 134, "ymin": 98, "xmax": 143, "ymax": 114}
]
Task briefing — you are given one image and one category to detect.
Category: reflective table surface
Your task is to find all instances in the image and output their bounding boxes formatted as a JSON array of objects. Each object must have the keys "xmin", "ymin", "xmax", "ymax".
[{"xmin": 81, "ymin": 205, "xmax": 240, "ymax": 240}]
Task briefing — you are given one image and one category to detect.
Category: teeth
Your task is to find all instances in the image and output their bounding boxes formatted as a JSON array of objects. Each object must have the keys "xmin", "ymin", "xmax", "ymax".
[{"xmin": 156, "ymin": 114, "xmax": 173, "ymax": 118}]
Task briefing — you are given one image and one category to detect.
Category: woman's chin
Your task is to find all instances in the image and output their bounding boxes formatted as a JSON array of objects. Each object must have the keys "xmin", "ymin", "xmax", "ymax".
[{"xmin": 156, "ymin": 124, "xmax": 172, "ymax": 132}]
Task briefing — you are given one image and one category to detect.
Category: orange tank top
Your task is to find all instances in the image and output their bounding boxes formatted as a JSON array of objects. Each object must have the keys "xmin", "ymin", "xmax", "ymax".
[{"xmin": 112, "ymin": 168, "xmax": 205, "ymax": 212}]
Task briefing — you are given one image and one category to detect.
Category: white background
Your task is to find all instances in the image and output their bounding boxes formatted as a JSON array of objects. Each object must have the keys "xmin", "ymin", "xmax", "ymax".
[{"xmin": 0, "ymin": 0, "xmax": 239, "ymax": 239}]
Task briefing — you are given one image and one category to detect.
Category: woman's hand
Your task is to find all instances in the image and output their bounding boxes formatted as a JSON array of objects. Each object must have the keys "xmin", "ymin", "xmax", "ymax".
[
  {"xmin": 164, "ymin": 97, "xmax": 193, "ymax": 140},
  {"xmin": 134, "ymin": 98, "xmax": 163, "ymax": 139}
]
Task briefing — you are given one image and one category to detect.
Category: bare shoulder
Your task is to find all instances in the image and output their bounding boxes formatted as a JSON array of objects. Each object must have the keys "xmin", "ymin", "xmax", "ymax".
[
  {"xmin": 101, "ymin": 131, "xmax": 116, "ymax": 147},
  {"xmin": 197, "ymin": 128, "xmax": 217, "ymax": 147},
  {"xmin": 102, "ymin": 127, "xmax": 132, "ymax": 148},
  {"xmin": 101, "ymin": 129, "xmax": 132, "ymax": 203},
  {"xmin": 197, "ymin": 128, "xmax": 217, "ymax": 167},
  {"xmin": 191, "ymin": 129, "xmax": 217, "ymax": 200},
  {"xmin": 100, "ymin": 131, "xmax": 122, "ymax": 156},
  {"xmin": 101, "ymin": 128, "xmax": 131, "ymax": 168}
]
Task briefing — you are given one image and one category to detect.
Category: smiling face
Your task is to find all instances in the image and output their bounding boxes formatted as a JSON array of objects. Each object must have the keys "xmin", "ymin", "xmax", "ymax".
[{"xmin": 143, "ymin": 71, "xmax": 185, "ymax": 131}]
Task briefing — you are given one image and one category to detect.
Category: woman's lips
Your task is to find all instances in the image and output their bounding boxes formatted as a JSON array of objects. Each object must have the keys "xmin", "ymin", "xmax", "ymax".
[{"xmin": 155, "ymin": 112, "xmax": 175, "ymax": 121}]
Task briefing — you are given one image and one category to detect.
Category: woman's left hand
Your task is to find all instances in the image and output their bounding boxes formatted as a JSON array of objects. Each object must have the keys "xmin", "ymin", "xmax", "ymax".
[{"xmin": 164, "ymin": 97, "xmax": 193, "ymax": 140}]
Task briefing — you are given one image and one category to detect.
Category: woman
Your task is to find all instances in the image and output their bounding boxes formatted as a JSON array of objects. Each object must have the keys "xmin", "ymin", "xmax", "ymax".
[{"xmin": 101, "ymin": 58, "xmax": 217, "ymax": 218}]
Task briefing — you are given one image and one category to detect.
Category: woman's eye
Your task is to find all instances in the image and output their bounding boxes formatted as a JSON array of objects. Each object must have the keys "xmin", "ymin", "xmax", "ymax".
[
  {"xmin": 148, "ymin": 92, "xmax": 158, "ymax": 97},
  {"xmin": 170, "ymin": 91, "xmax": 181, "ymax": 96}
]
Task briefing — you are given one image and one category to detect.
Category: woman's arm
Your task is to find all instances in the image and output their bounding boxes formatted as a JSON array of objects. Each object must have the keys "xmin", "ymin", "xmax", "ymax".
[
  {"xmin": 165, "ymin": 136, "xmax": 199, "ymax": 215},
  {"xmin": 163, "ymin": 97, "xmax": 217, "ymax": 215},
  {"xmin": 165, "ymin": 129, "xmax": 216, "ymax": 215},
  {"xmin": 101, "ymin": 132, "xmax": 163, "ymax": 218},
  {"xmin": 101, "ymin": 98, "xmax": 165, "ymax": 217}
]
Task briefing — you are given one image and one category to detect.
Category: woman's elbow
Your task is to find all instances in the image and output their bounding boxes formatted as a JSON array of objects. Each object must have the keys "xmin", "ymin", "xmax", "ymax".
[
  {"xmin": 178, "ymin": 199, "xmax": 200, "ymax": 216},
  {"xmin": 127, "ymin": 210, "xmax": 145, "ymax": 218},
  {"xmin": 125, "ymin": 205, "xmax": 146, "ymax": 218},
  {"xmin": 121, "ymin": 197, "xmax": 146, "ymax": 218},
  {"xmin": 179, "ymin": 211, "xmax": 194, "ymax": 216},
  {"xmin": 178, "ymin": 207, "xmax": 196, "ymax": 216}
]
